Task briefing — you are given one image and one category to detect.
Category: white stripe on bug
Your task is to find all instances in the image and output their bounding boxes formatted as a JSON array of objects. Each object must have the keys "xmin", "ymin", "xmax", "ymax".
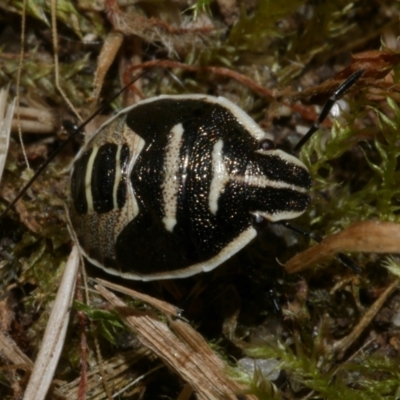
[
  {"xmin": 255, "ymin": 148, "xmax": 309, "ymax": 170},
  {"xmin": 209, "ymin": 139, "xmax": 228, "ymax": 215},
  {"xmin": 251, "ymin": 207, "xmax": 307, "ymax": 222},
  {"xmin": 85, "ymin": 146, "xmax": 99, "ymax": 212},
  {"xmin": 124, "ymin": 129, "xmax": 146, "ymax": 220},
  {"xmin": 112, "ymin": 144, "xmax": 122, "ymax": 210},
  {"xmin": 162, "ymin": 123, "xmax": 184, "ymax": 232},
  {"xmin": 234, "ymin": 174, "xmax": 307, "ymax": 193}
]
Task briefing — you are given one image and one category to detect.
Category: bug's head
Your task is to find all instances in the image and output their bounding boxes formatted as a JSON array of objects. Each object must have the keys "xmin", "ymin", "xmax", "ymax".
[{"xmin": 219, "ymin": 135, "xmax": 312, "ymax": 226}]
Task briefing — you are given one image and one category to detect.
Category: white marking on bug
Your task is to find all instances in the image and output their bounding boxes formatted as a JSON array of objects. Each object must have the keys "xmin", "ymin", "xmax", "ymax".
[
  {"xmin": 125, "ymin": 130, "xmax": 146, "ymax": 219},
  {"xmin": 252, "ymin": 208, "xmax": 305, "ymax": 222},
  {"xmin": 112, "ymin": 145, "xmax": 122, "ymax": 210},
  {"xmin": 162, "ymin": 123, "xmax": 184, "ymax": 232},
  {"xmin": 255, "ymin": 149, "xmax": 308, "ymax": 170},
  {"xmin": 234, "ymin": 175, "xmax": 307, "ymax": 193},
  {"xmin": 85, "ymin": 146, "xmax": 99, "ymax": 212},
  {"xmin": 209, "ymin": 140, "xmax": 229, "ymax": 215}
]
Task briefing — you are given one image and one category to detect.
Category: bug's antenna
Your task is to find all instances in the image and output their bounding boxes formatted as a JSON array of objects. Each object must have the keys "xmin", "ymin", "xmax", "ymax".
[
  {"xmin": 293, "ymin": 69, "xmax": 364, "ymax": 152},
  {"xmin": 282, "ymin": 221, "xmax": 362, "ymax": 273},
  {"xmin": 0, "ymin": 62, "xmax": 162, "ymax": 220}
]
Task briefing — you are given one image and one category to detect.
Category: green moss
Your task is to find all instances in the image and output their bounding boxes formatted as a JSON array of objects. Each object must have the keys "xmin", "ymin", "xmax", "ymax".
[
  {"xmin": 300, "ymin": 92, "xmax": 400, "ymax": 234},
  {"xmin": 228, "ymin": 0, "xmax": 306, "ymax": 53},
  {"xmin": 191, "ymin": 0, "xmax": 215, "ymax": 18},
  {"xmin": 5, "ymin": 0, "xmax": 106, "ymax": 37},
  {"xmin": 74, "ymin": 301, "xmax": 126, "ymax": 345},
  {"xmin": 237, "ymin": 339, "xmax": 400, "ymax": 399},
  {"xmin": 0, "ymin": 47, "xmax": 92, "ymax": 108}
]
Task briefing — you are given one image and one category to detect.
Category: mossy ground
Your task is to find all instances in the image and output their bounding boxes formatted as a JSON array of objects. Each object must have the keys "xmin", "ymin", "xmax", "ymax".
[{"xmin": 1, "ymin": 0, "xmax": 400, "ymax": 399}]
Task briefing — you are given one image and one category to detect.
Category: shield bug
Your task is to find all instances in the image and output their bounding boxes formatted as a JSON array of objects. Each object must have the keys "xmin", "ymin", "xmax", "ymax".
[{"xmin": 67, "ymin": 70, "xmax": 363, "ymax": 281}]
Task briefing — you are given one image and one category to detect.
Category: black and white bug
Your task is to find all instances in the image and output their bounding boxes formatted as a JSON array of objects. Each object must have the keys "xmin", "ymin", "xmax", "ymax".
[
  {"xmin": 1, "ymin": 70, "xmax": 362, "ymax": 281},
  {"xmin": 68, "ymin": 67, "xmax": 361, "ymax": 281}
]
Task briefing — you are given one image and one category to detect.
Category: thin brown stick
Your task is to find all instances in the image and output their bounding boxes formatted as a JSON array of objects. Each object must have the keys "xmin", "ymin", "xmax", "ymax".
[{"xmin": 332, "ymin": 279, "xmax": 399, "ymax": 359}]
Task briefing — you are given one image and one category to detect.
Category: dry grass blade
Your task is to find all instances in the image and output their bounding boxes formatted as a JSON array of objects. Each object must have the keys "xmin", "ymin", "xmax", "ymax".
[
  {"xmin": 0, "ymin": 85, "xmax": 16, "ymax": 185},
  {"xmin": 285, "ymin": 221, "xmax": 400, "ymax": 273},
  {"xmin": 0, "ymin": 329, "xmax": 33, "ymax": 369},
  {"xmin": 95, "ymin": 278, "xmax": 182, "ymax": 317},
  {"xmin": 96, "ymin": 284, "xmax": 256, "ymax": 400},
  {"xmin": 23, "ymin": 246, "xmax": 80, "ymax": 400},
  {"xmin": 90, "ymin": 32, "xmax": 124, "ymax": 107},
  {"xmin": 11, "ymin": 106, "xmax": 56, "ymax": 134},
  {"xmin": 0, "ymin": 331, "xmax": 65, "ymax": 400}
]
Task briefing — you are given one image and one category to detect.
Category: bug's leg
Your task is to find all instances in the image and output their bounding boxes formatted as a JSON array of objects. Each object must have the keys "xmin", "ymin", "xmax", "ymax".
[
  {"xmin": 293, "ymin": 69, "xmax": 364, "ymax": 152},
  {"xmin": 282, "ymin": 221, "xmax": 362, "ymax": 273}
]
